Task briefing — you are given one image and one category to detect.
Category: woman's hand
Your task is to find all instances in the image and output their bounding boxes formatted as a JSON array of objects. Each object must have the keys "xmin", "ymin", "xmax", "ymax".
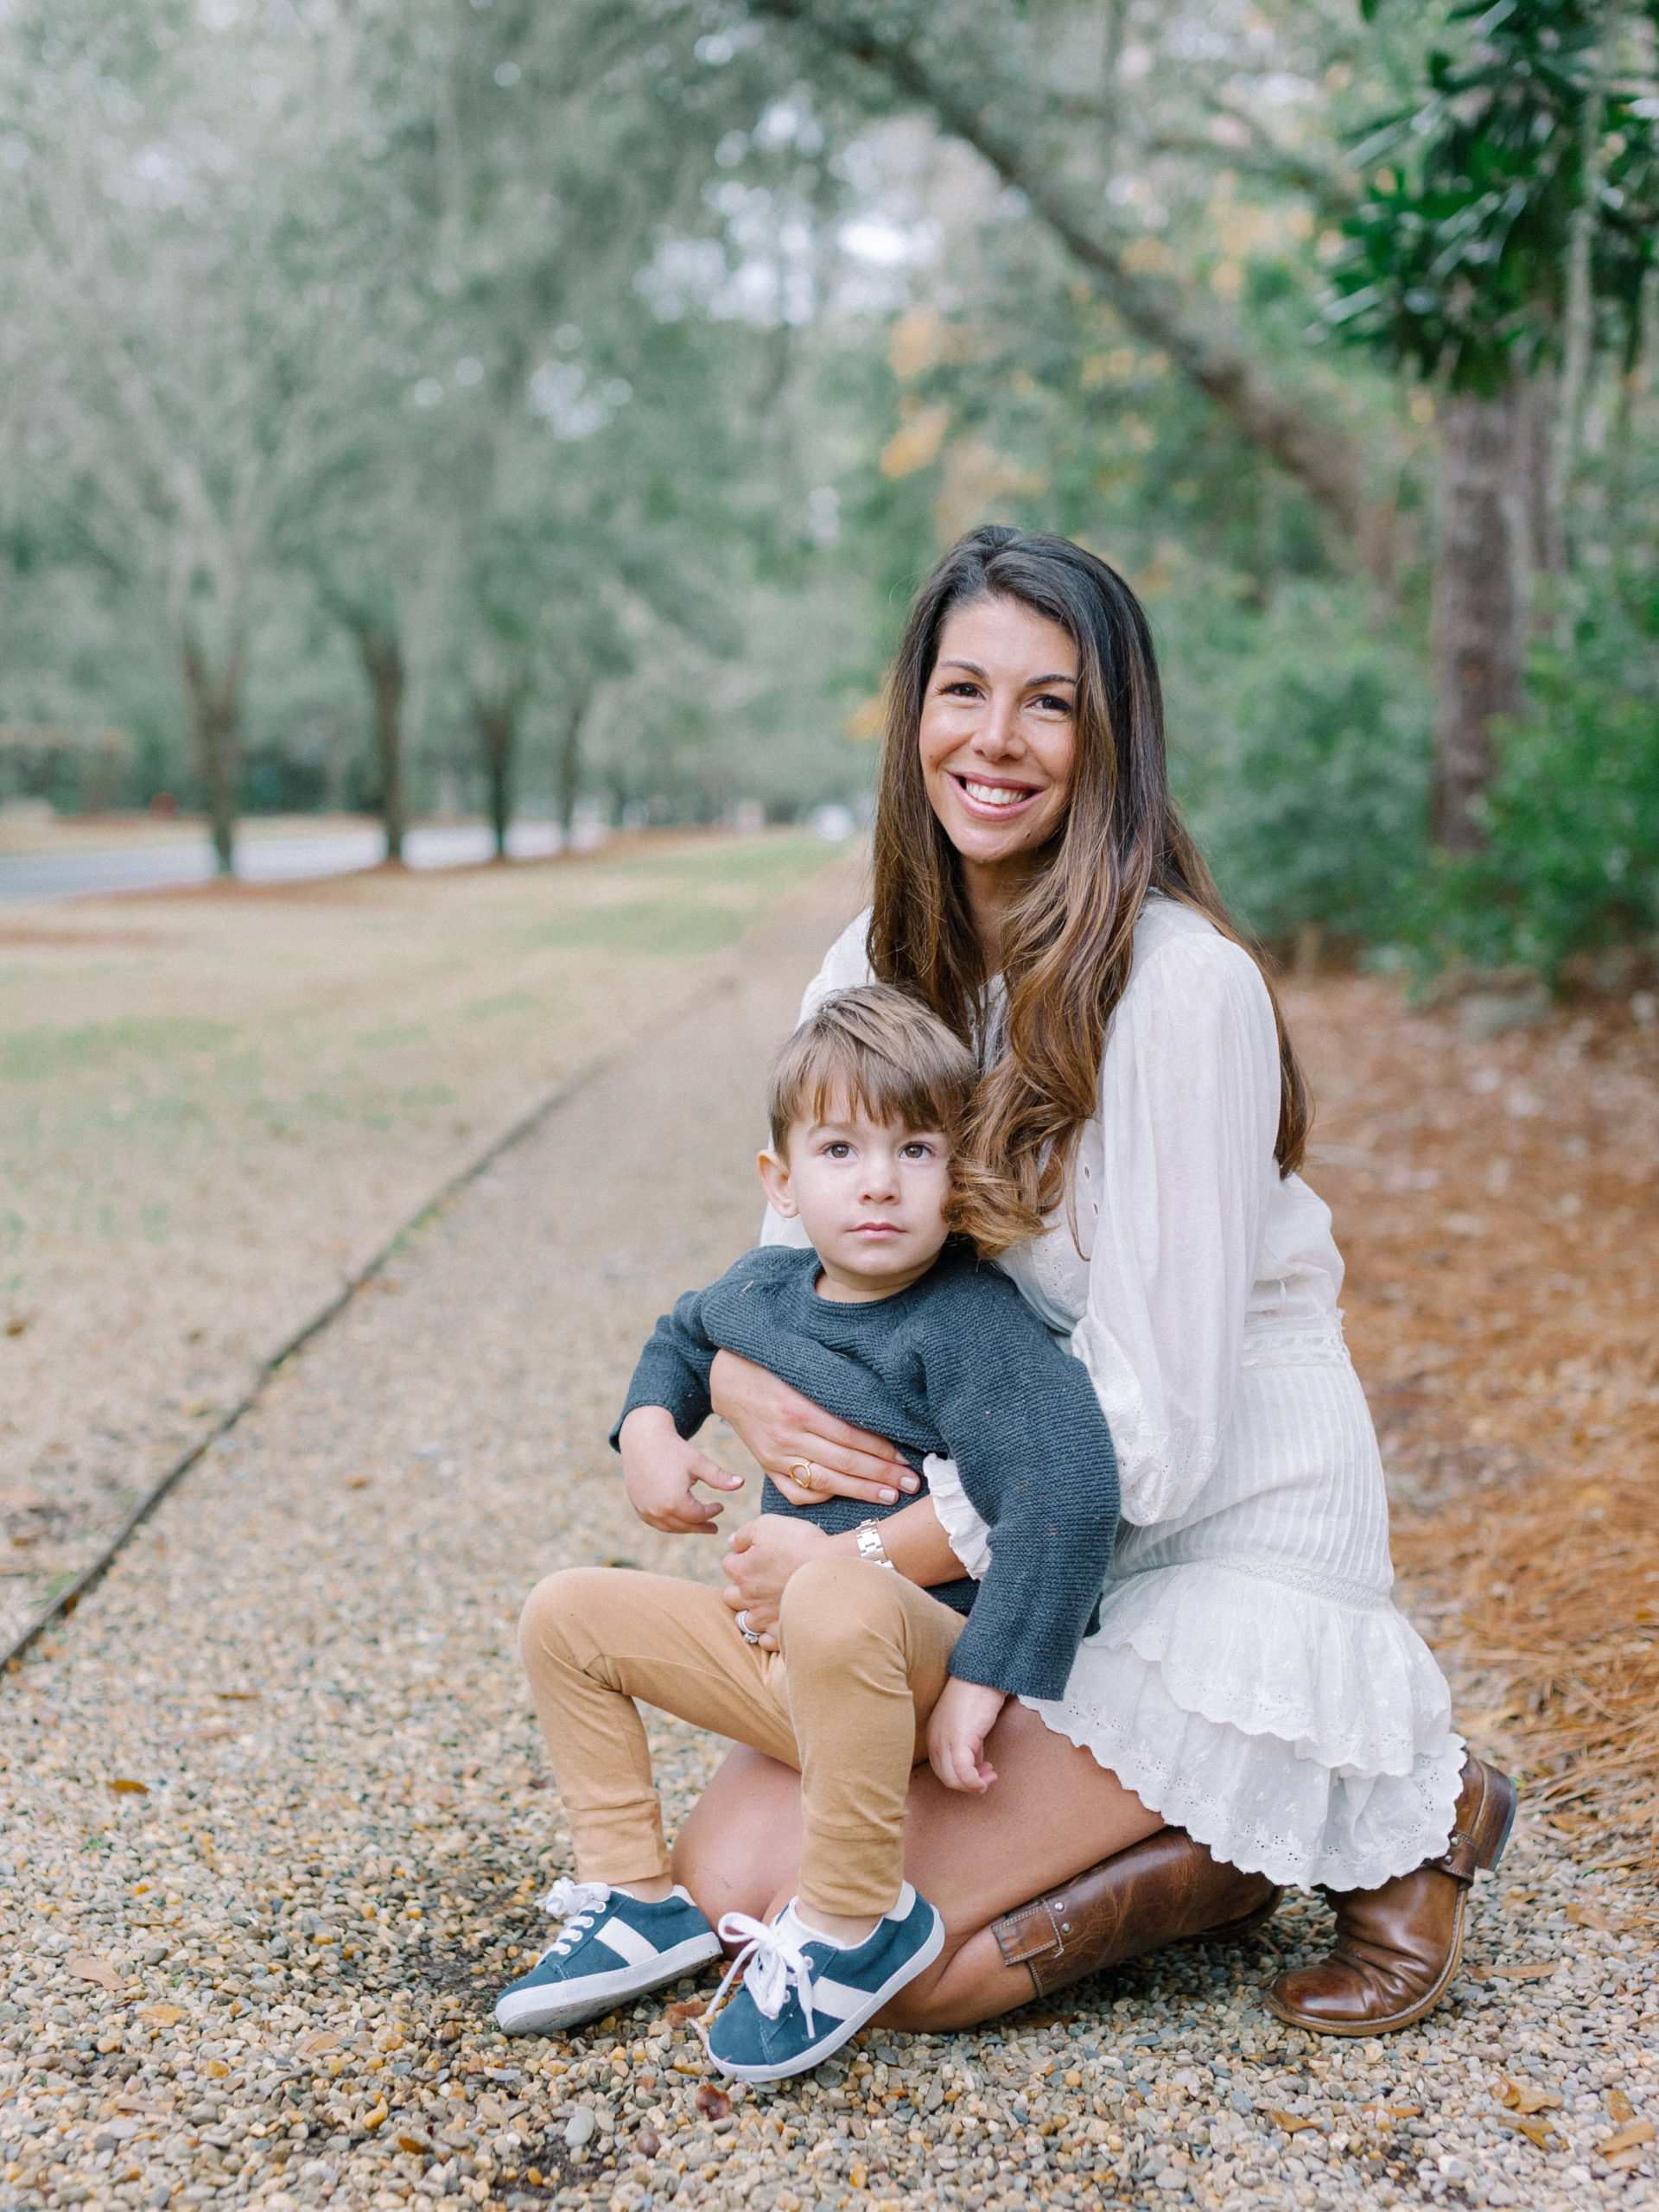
[
  {"xmin": 619, "ymin": 1406, "xmax": 746, "ymax": 1535},
  {"xmin": 927, "ymin": 1678, "xmax": 1009, "ymax": 1794},
  {"xmin": 710, "ymin": 1349, "xmax": 918, "ymax": 1508},
  {"xmin": 720, "ymin": 1515, "xmax": 831, "ymax": 1649}
]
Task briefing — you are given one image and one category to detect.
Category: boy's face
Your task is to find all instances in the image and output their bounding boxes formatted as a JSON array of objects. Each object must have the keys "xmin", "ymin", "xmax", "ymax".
[{"xmin": 759, "ymin": 1094, "xmax": 953, "ymax": 1301}]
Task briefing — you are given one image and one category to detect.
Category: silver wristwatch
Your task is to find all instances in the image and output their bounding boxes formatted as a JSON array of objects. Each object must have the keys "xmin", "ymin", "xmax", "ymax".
[{"xmin": 855, "ymin": 1519, "xmax": 896, "ymax": 1571}]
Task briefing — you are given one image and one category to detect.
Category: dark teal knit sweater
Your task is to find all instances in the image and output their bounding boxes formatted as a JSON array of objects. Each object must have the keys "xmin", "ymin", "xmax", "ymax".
[{"xmin": 613, "ymin": 1240, "xmax": 1118, "ymax": 1701}]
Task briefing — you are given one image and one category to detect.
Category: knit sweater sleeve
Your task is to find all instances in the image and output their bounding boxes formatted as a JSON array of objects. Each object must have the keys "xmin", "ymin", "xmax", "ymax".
[
  {"xmin": 610, "ymin": 1286, "xmax": 719, "ymax": 1449},
  {"xmin": 919, "ymin": 1277, "xmax": 1119, "ymax": 1700}
]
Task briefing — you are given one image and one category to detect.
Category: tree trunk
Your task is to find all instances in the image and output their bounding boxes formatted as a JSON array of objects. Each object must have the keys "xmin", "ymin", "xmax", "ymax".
[
  {"xmin": 1429, "ymin": 387, "xmax": 1533, "ymax": 853},
  {"xmin": 556, "ymin": 691, "xmax": 590, "ymax": 844},
  {"xmin": 474, "ymin": 702, "xmax": 516, "ymax": 860},
  {"xmin": 353, "ymin": 624, "xmax": 407, "ymax": 864},
  {"xmin": 180, "ymin": 639, "xmax": 240, "ymax": 876}
]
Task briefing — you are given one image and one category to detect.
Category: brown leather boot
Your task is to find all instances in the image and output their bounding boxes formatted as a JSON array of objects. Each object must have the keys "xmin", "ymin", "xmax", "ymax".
[
  {"xmin": 991, "ymin": 1827, "xmax": 1283, "ymax": 2002},
  {"xmin": 1266, "ymin": 1753, "xmax": 1517, "ymax": 2037}
]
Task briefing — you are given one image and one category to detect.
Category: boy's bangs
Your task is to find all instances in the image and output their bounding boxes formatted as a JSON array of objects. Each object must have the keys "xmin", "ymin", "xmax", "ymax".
[
  {"xmin": 795, "ymin": 1049, "xmax": 956, "ymax": 1142},
  {"xmin": 766, "ymin": 985, "xmax": 979, "ymax": 1153}
]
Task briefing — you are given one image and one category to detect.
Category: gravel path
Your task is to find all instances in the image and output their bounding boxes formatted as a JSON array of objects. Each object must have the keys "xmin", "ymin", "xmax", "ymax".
[{"xmin": 3, "ymin": 874, "xmax": 1654, "ymax": 2212}]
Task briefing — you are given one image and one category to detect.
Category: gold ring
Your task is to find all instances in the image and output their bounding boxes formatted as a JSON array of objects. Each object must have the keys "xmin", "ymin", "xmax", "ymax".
[{"xmin": 789, "ymin": 1459, "xmax": 817, "ymax": 1492}]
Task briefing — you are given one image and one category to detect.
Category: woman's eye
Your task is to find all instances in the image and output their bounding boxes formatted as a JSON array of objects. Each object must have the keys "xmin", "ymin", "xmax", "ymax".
[
  {"xmin": 901, "ymin": 1142, "xmax": 932, "ymax": 1160},
  {"xmin": 1033, "ymin": 693, "xmax": 1072, "ymax": 715}
]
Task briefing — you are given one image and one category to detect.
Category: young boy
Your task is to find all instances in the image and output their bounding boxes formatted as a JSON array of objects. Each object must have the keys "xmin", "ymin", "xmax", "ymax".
[{"xmin": 496, "ymin": 985, "xmax": 1118, "ymax": 2080}]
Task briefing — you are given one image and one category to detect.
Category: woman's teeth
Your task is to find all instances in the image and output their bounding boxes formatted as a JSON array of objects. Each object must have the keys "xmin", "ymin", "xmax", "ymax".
[{"xmin": 962, "ymin": 780, "xmax": 1030, "ymax": 808}]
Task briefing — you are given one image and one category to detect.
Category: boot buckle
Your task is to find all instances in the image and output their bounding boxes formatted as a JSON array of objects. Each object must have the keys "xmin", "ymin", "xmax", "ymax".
[
  {"xmin": 1430, "ymin": 1827, "xmax": 1480, "ymax": 1883},
  {"xmin": 992, "ymin": 1895, "xmax": 1070, "ymax": 1969}
]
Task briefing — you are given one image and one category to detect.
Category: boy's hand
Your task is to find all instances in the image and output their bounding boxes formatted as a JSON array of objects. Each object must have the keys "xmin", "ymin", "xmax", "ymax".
[
  {"xmin": 620, "ymin": 1407, "xmax": 745, "ymax": 1535},
  {"xmin": 927, "ymin": 1677, "xmax": 1009, "ymax": 1794}
]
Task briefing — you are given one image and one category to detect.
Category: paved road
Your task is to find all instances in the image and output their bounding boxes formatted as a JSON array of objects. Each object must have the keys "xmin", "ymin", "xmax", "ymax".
[{"xmin": 0, "ymin": 822, "xmax": 567, "ymax": 904}]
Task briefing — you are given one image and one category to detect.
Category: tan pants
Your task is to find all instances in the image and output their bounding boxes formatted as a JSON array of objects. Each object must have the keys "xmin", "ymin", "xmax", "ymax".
[{"xmin": 518, "ymin": 1556, "xmax": 965, "ymax": 1920}]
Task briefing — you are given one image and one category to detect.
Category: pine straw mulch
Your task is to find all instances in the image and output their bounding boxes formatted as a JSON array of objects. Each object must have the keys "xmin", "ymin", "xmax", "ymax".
[{"xmin": 1282, "ymin": 967, "xmax": 1659, "ymax": 1888}]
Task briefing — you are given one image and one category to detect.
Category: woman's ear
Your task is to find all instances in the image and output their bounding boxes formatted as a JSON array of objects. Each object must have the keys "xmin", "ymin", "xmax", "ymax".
[{"xmin": 757, "ymin": 1147, "xmax": 797, "ymax": 1217}]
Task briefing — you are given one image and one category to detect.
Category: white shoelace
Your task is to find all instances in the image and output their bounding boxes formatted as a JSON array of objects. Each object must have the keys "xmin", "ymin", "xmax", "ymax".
[
  {"xmin": 710, "ymin": 1910, "xmax": 818, "ymax": 2036},
  {"xmin": 536, "ymin": 1876, "xmax": 613, "ymax": 1963}
]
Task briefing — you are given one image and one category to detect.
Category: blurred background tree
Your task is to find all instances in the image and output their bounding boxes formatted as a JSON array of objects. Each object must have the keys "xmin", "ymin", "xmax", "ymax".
[{"xmin": 0, "ymin": 0, "xmax": 1655, "ymax": 982}]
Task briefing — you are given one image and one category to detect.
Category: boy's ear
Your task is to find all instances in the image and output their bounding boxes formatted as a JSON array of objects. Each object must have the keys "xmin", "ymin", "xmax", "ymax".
[{"xmin": 757, "ymin": 1147, "xmax": 797, "ymax": 1217}]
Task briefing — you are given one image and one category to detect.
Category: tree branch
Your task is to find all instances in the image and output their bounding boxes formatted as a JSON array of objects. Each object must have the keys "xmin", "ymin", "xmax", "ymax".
[{"xmin": 754, "ymin": 0, "xmax": 1376, "ymax": 551}]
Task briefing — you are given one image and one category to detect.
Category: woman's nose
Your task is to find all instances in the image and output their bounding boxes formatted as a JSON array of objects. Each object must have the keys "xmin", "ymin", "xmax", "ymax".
[{"xmin": 976, "ymin": 690, "xmax": 1025, "ymax": 757}]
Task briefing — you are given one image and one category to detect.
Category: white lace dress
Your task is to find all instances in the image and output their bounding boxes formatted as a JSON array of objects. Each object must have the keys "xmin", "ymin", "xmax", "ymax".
[{"xmin": 763, "ymin": 896, "xmax": 1464, "ymax": 1891}]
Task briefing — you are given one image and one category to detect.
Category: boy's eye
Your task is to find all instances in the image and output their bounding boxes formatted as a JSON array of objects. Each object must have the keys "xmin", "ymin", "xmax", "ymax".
[
  {"xmin": 900, "ymin": 1141, "xmax": 933, "ymax": 1160},
  {"xmin": 824, "ymin": 1141, "xmax": 852, "ymax": 1159}
]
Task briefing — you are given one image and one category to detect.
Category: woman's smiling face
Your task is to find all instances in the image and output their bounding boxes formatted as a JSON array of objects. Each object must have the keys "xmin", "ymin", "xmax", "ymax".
[{"xmin": 918, "ymin": 594, "xmax": 1078, "ymax": 875}]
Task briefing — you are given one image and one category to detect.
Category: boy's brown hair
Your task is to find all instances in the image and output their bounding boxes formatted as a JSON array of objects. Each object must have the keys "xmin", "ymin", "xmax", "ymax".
[{"xmin": 767, "ymin": 984, "xmax": 976, "ymax": 1158}]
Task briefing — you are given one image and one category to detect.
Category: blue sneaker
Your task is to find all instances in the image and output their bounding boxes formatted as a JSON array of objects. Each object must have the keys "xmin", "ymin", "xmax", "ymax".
[
  {"xmin": 704, "ymin": 1885, "xmax": 944, "ymax": 2082},
  {"xmin": 493, "ymin": 1878, "xmax": 722, "ymax": 2035}
]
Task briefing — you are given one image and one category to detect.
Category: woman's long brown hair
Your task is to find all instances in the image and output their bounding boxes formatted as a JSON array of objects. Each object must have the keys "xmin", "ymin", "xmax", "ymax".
[{"xmin": 868, "ymin": 525, "xmax": 1310, "ymax": 1253}]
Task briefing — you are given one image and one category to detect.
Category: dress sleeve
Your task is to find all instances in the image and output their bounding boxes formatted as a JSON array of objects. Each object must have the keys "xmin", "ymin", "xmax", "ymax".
[
  {"xmin": 1071, "ymin": 924, "xmax": 1281, "ymax": 1528},
  {"xmin": 923, "ymin": 1456, "xmax": 993, "ymax": 1580},
  {"xmin": 760, "ymin": 908, "xmax": 876, "ymax": 1249}
]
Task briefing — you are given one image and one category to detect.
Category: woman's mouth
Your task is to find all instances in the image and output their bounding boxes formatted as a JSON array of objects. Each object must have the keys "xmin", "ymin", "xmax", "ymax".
[{"xmin": 950, "ymin": 773, "xmax": 1041, "ymax": 819}]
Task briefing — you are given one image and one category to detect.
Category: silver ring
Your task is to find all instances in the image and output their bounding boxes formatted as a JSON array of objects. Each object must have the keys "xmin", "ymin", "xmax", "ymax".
[{"xmin": 735, "ymin": 1611, "xmax": 763, "ymax": 1646}]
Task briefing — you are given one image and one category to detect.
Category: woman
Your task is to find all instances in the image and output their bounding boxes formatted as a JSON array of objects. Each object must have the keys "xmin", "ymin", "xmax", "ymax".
[{"xmin": 671, "ymin": 527, "xmax": 1514, "ymax": 2038}]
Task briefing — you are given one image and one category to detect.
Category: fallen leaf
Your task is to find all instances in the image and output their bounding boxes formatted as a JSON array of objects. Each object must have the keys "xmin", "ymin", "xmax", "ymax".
[
  {"xmin": 67, "ymin": 1955, "xmax": 121, "ymax": 1993},
  {"xmin": 665, "ymin": 1999, "xmax": 705, "ymax": 2024},
  {"xmin": 1610, "ymin": 2088, "xmax": 1636, "ymax": 2125},
  {"xmin": 1495, "ymin": 2113, "xmax": 1558, "ymax": 2150},
  {"xmin": 1600, "ymin": 2120, "xmax": 1656, "ymax": 2158},
  {"xmin": 693, "ymin": 2085, "xmax": 730, "ymax": 2121},
  {"xmin": 107, "ymin": 1778, "xmax": 149, "ymax": 1796},
  {"xmin": 1488, "ymin": 1958, "xmax": 1561, "ymax": 1981},
  {"xmin": 1266, "ymin": 2109, "xmax": 1316, "ymax": 2135},
  {"xmin": 138, "ymin": 2005, "xmax": 182, "ymax": 2028},
  {"xmin": 1500, "ymin": 2081, "xmax": 1561, "ymax": 2115},
  {"xmin": 1567, "ymin": 1902, "xmax": 1618, "ymax": 1934}
]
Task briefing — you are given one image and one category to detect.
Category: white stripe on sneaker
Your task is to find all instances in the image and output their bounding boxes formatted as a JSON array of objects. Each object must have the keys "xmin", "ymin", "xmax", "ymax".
[
  {"xmin": 801, "ymin": 1976, "xmax": 862, "ymax": 2019},
  {"xmin": 595, "ymin": 1916, "xmax": 659, "ymax": 1968}
]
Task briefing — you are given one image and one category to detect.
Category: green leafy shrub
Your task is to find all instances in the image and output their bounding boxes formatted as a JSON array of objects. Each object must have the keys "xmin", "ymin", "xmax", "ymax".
[
  {"xmin": 1174, "ymin": 589, "xmax": 1432, "ymax": 947},
  {"xmin": 1408, "ymin": 582, "xmax": 1659, "ymax": 979}
]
